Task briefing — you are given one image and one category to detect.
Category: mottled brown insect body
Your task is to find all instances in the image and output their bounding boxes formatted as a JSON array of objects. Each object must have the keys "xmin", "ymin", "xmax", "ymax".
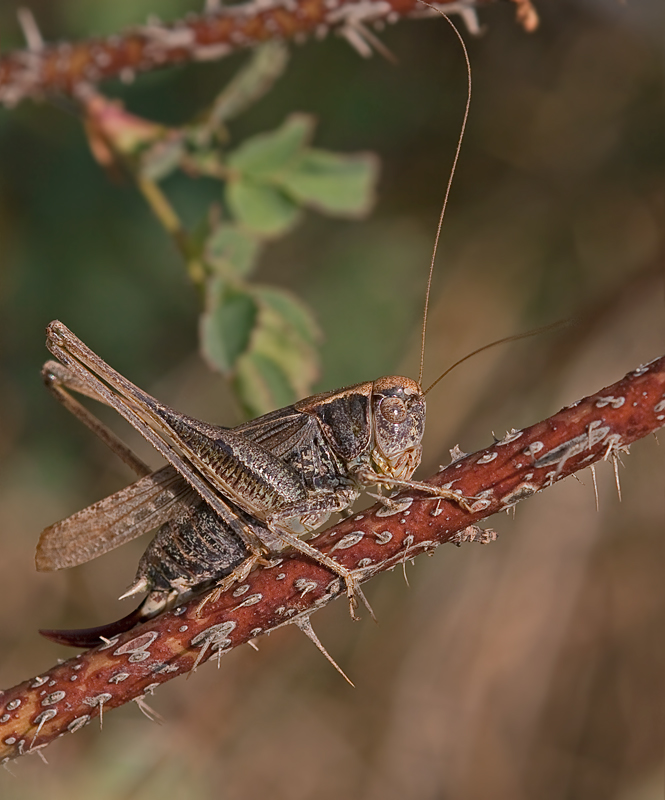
[{"xmin": 37, "ymin": 323, "xmax": 468, "ymax": 645}]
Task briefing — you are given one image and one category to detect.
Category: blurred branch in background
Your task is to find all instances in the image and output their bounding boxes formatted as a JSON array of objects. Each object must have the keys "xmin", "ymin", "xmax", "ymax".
[{"xmin": 0, "ymin": 0, "xmax": 537, "ymax": 108}]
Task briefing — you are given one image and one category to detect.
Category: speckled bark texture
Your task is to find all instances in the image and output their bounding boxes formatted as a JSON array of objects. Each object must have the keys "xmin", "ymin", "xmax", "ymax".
[
  {"xmin": 0, "ymin": 353, "xmax": 663, "ymax": 763},
  {"xmin": 0, "ymin": 0, "xmax": 509, "ymax": 107}
]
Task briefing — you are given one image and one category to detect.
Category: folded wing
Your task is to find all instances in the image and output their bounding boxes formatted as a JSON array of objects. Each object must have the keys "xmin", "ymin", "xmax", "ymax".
[{"xmin": 36, "ymin": 465, "xmax": 194, "ymax": 571}]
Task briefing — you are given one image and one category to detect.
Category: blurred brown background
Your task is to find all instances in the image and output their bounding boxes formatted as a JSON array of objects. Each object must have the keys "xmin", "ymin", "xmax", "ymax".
[{"xmin": 0, "ymin": 0, "xmax": 664, "ymax": 797}]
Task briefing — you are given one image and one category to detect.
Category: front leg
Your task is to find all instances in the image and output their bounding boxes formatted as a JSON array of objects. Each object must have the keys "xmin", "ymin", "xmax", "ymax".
[
  {"xmin": 261, "ymin": 486, "xmax": 376, "ymax": 620},
  {"xmin": 266, "ymin": 522, "xmax": 374, "ymax": 621},
  {"xmin": 354, "ymin": 466, "xmax": 475, "ymax": 513}
]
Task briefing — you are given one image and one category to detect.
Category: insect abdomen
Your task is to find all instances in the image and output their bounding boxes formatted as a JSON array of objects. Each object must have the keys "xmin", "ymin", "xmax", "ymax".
[{"xmin": 136, "ymin": 500, "xmax": 250, "ymax": 594}]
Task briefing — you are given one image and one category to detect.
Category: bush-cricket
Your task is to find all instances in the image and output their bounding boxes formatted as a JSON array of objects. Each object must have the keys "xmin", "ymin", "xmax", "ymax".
[{"xmin": 34, "ymin": 14, "xmax": 519, "ymax": 648}]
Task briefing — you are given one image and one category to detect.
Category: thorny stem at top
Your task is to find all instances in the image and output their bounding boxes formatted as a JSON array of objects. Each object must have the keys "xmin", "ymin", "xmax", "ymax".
[
  {"xmin": 0, "ymin": 352, "xmax": 663, "ymax": 763},
  {"xmin": 0, "ymin": 0, "xmax": 538, "ymax": 109}
]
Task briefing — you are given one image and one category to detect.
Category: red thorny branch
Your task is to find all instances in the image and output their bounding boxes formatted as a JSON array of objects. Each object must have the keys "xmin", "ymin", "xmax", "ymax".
[
  {"xmin": 0, "ymin": 353, "xmax": 663, "ymax": 763},
  {"xmin": 0, "ymin": 0, "xmax": 538, "ymax": 108}
]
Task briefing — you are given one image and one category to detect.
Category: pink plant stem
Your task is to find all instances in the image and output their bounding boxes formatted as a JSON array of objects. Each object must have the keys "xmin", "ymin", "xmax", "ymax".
[
  {"xmin": 0, "ymin": 0, "xmax": 494, "ymax": 107},
  {"xmin": 1, "ymin": 353, "xmax": 663, "ymax": 762}
]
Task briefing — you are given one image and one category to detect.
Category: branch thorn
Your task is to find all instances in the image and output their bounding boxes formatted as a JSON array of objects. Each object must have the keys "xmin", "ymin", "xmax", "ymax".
[
  {"xmin": 17, "ymin": 8, "xmax": 44, "ymax": 52},
  {"xmin": 294, "ymin": 616, "xmax": 354, "ymax": 687}
]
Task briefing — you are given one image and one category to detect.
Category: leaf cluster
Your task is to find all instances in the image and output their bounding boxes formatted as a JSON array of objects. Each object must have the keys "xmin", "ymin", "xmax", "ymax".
[{"xmin": 82, "ymin": 43, "xmax": 380, "ymax": 416}]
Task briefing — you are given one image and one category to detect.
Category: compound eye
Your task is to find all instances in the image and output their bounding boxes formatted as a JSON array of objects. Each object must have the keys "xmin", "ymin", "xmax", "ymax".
[{"xmin": 380, "ymin": 396, "xmax": 407, "ymax": 424}]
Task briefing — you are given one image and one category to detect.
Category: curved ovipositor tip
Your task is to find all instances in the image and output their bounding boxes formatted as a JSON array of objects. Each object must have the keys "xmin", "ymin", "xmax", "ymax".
[{"xmin": 39, "ymin": 604, "xmax": 145, "ymax": 648}]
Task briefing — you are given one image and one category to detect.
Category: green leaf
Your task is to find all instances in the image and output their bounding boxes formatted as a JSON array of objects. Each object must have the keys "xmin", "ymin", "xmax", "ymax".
[
  {"xmin": 200, "ymin": 278, "xmax": 258, "ymax": 373},
  {"xmin": 280, "ymin": 149, "xmax": 379, "ymax": 217},
  {"xmin": 250, "ymin": 292, "xmax": 320, "ymax": 400},
  {"xmin": 226, "ymin": 286, "xmax": 322, "ymax": 415},
  {"xmin": 234, "ymin": 351, "xmax": 296, "ymax": 418},
  {"xmin": 205, "ymin": 42, "xmax": 290, "ymax": 126},
  {"xmin": 204, "ymin": 224, "xmax": 261, "ymax": 278},
  {"xmin": 226, "ymin": 114, "xmax": 314, "ymax": 178},
  {"xmin": 254, "ymin": 286, "xmax": 321, "ymax": 346},
  {"xmin": 226, "ymin": 178, "xmax": 301, "ymax": 237}
]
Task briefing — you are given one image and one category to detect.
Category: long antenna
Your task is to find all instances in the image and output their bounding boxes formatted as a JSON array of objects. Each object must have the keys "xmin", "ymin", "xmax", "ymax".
[
  {"xmin": 418, "ymin": 7, "xmax": 472, "ymax": 386},
  {"xmin": 423, "ymin": 320, "xmax": 569, "ymax": 396}
]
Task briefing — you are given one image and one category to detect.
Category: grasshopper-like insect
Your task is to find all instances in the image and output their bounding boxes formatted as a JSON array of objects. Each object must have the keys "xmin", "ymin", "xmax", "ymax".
[
  {"xmin": 36, "ymin": 15, "xmax": 480, "ymax": 647},
  {"xmin": 37, "ymin": 321, "xmax": 476, "ymax": 646}
]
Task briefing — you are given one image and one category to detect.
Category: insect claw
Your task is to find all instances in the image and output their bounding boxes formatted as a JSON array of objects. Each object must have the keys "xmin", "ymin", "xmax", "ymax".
[
  {"xmin": 427, "ymin": 486, "xmax": 475, "ymax": 513},
  {"xmin": 344, "ymin": 573, "xmax": 376, "ymax": 623},
  {"xmin": 459, "ymin": 497, "xmax": 477, "ymax": 514},
  {"xmin": 196, "ymin": 552, "xmax": 262, "ymax": 616}
]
